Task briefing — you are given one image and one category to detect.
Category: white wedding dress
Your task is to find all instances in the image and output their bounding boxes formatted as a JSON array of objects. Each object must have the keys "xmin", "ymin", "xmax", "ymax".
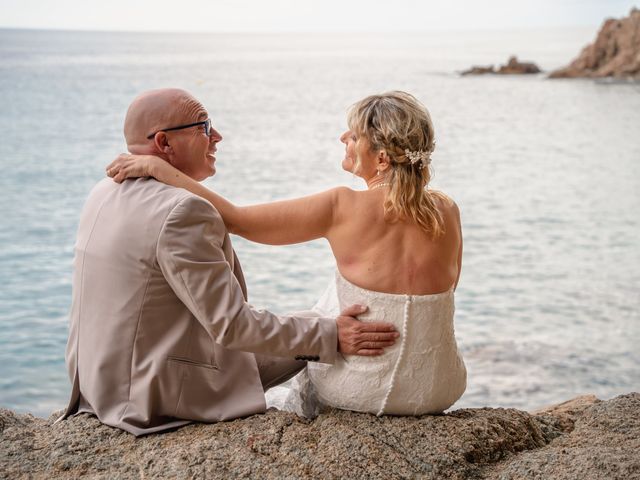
[{"xmin": 284, "ymin": 270, "xmax": 467, "ymax": 417}]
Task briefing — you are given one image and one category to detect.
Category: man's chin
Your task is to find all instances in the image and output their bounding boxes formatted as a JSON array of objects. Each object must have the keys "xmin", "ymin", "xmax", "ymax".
[
  {"xmin": 205, "ymin": 165, "xmax": 216, "ymax": 179},
  {"xmin": 207, "ymin": 156, "xmax": 216, "ymax": 176},
  {"xmin": 192, "ymin": 167, "xmax": 215, "ymax": 182}
]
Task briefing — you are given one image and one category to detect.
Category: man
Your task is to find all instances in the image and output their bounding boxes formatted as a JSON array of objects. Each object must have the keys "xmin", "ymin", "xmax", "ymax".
[{"xmin": 57, "ymin": 88, "xmax": 398, "ymax": 436}]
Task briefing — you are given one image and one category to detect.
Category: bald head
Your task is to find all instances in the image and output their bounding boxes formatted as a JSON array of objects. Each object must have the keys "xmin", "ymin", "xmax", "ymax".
[{"xmin": 124, "ymin": 88, "xmax": 206, "ymax": 153}]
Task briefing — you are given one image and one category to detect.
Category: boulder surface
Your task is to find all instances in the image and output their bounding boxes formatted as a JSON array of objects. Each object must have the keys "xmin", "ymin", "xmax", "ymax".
[{"xmin": 1, "ymin": 393, "xmax": 638, "ymax": 479}]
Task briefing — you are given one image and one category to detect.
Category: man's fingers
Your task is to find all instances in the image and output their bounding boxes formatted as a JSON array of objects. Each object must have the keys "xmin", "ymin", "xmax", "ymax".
[
  {"xmin": 371, "ymin": 340, "xmax": 396, "ymax": 348},
  {"xmin": 358, "ymin": 332, "xmax": 399, "ymax": 342},
  {"xmin": 336, "ymin": 307, "xmax": 399, "ymax": 357},
  {"xmin": 357, "ymin": 341, "xmax": 395, "ymax": 349},
  {"xmin": 357, "ymin": 332, "xmax": 400, "ymax": 345},
  {"xmin": 359, "ymin": 322, "xmax": 397, "ymax": 333},
  {"xmin": 340, "ymin": 304, "xmax": 368, "ymax": 317},
  {"xmin": 356, "ymin": 348, "xmax": 384, "ymax": 356}
]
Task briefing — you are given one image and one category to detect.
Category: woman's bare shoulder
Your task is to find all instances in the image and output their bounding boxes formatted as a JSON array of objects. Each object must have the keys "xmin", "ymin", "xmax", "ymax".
[
  {"xmin": 331, "ymin": 186, "xmax": 359, "ymax": 203},
  {"xmin": 329, "ymin": 187, "xmax": 364, "ymax": 225},
  {"xmin": 285, "ymin": 186, "xmax": 356, "ymax": 204},
  {"xmin": 430, "ymin": 189, "xmax": 459, "ymax": 214},
  {"xmin": 332, "ymin": 185, "xmax": 358, "ymax": 195}
]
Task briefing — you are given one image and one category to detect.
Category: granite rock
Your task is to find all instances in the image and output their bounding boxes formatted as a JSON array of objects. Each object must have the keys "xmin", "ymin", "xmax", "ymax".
[
  {"xmin": 1, "ymin": 393, "xmax": 638, "ymax": 479},
  {"xmin": 461, "ymin": 65, "xmax": 496, "ymax": 75},
  {"xmin": 462, "ymin": 56, "xmax": 541, "ymax": 75},
  {"xmin": 497, "ymin": 56, "xmax": 542, "ymax": 74},
  {"xmin": 550, "ymin": 8, "xmax": 640, "ymax": 79}
]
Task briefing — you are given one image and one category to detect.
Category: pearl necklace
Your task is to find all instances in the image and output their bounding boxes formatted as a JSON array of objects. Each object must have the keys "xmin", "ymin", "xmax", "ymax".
[{"xmin": 369, "ymin": 182, "xmax": 391, "ymax": 190}]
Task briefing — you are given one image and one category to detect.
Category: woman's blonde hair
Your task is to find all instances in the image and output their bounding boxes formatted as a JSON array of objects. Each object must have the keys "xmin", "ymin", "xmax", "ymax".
[{"xmin": 347, "ymin": 91, "xmax": 446, "ymax": 237}]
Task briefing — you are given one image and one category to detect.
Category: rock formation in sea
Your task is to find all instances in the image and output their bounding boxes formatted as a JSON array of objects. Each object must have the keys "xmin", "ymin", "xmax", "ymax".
[
  {"xmin": 1, "ymin": 393, "xmax": 639, "ymax": 479},
  {"xmin": 462, "ymin": 56, "xmax": 541, "ymax": 75},
  {"xmin": 461, "ymin": 65, "xmax": 496, "ymax": 76},
  {"xmin": 497, "ymin": 56, "xmax": 542, "ymax": 74},
  {"xmin": 550, "ymin": 8, "xmax": 640, "ymax": 79}
]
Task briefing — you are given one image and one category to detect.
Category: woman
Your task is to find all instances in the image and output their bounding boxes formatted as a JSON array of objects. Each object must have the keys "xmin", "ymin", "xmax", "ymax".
[{"xmin": 107, "ymin": 91, "xmax": 467, "ymax": 416}]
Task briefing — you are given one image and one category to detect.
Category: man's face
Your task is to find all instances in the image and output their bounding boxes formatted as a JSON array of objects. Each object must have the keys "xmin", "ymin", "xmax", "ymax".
[{"xmin": 164, "ymin": 103, "xmax": 222, "ymax": 181}]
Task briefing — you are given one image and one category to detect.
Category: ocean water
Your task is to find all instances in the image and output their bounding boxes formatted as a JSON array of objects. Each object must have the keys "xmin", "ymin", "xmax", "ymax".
[{"xmin": 0, "ymin": 27, "xmax": 639, "ymax": 418}]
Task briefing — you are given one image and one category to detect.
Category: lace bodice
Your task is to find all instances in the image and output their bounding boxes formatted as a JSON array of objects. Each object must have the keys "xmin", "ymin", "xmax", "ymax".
[{"xmin": 290, "ymin": 270, "xmax": 466, "ymax": 416}]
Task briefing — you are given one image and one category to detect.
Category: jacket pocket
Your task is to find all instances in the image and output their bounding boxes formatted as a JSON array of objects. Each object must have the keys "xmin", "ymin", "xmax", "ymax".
[
  {"xmin": 169, "ymin": 356, "xmax": 223, "ymax": 421},
  {"xmin": 167, "ymin": 355, "xmax": 219, "ymax": 370}
]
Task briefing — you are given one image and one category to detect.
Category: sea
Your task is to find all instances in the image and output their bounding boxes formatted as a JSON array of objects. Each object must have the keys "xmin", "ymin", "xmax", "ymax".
[{"xmin": 0, "ymin": 27, "xmax": 638, "ymax": 418}]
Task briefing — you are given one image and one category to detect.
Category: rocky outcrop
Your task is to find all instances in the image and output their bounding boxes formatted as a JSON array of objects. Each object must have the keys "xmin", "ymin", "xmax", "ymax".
[
  {"xmin": 550, "ymin": 8, "xmax": 640, "ymax": 79},
  {"xmin": 1, "ymin": 393, "xmax": 638, "ymax": 479},
  {"xmin": 461, "ymin": 56, "xmax": 541, "ymax": 75},
  {"xmin": 497, "ymin": 56, "xmax": 542, "ymax": 74},
  {"xmin": 461, "ymin": 65, "xmax": 496, "ymax": 76}
]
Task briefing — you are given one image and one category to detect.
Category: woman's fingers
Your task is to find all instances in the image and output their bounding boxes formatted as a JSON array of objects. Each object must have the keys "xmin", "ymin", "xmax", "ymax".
[
  {"xmin": 106, "ymin": 154, "xmax": 128, "ymax": 170},
  {"xmin": 106, "ymin": 154, "xmax": 151, "ymax": 182},
  {"xmin": 113, "ymin": 171, "xmax": 125, "ymax": 184},
  {"xmin": 106, "ymin": 153, "xmax": 133, "ymax": 179}
]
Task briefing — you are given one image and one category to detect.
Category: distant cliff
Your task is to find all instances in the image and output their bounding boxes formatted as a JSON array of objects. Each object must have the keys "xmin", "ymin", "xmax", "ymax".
[
  {"xmin": 550, "ymin": 8, "xmax": 640, "ymax": 79},
  {"xmin": 1, "ymin": 393, "xmax": 639, "ymax": 479}
]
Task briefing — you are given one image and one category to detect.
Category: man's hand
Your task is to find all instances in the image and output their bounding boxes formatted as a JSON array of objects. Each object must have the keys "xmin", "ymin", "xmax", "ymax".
[{"xmin": 337, "ymin": 304, "xmax": 399, "ymax": 356}]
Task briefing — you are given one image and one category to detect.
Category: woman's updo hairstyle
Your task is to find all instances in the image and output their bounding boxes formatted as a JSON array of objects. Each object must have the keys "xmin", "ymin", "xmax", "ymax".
[{"xmin": 347, "ymin": 91, "xmax": 445, "ymax": 237}]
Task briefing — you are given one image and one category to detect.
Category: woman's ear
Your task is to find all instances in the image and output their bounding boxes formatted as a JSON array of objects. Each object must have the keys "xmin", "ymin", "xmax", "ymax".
[{"xmin": 377, "ymin": 150, "xmax": 390, "ymax": 172}]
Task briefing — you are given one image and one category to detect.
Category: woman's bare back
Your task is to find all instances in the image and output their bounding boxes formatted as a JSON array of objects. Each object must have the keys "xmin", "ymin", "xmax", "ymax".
[
  {"xmin": 328, "ymin": 187, "xmax": 462, "ymax": 295},
  {"xmin": 105, "ymin": 151, "xmax": 461, "ymax": 297}
]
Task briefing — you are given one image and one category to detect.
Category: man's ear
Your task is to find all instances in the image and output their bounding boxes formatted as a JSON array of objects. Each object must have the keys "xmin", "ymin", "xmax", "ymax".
[{"xmin": 153, "ymin": 132, "xmax": 173, "ymax": 155}]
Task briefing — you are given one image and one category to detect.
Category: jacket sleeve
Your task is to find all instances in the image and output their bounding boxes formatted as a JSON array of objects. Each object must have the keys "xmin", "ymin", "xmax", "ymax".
[{"xmin": 156, "ymin": 194, "xmax": 338, "ymax": 364}]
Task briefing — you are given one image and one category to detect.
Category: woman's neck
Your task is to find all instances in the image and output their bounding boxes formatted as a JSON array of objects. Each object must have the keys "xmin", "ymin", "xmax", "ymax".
[{"xmin": 366, "ymin": 174, "xmax": 391, "ymax": 190}]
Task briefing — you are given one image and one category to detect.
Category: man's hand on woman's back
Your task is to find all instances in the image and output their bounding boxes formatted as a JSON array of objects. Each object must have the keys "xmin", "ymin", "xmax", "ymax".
[{"xmin": 336, "ymin": 304, "xmax": 399, "ymax": 356}]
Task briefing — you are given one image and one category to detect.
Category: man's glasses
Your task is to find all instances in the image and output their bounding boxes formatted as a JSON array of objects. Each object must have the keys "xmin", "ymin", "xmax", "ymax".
[{"xmin": 146, "ymin": 119, "xmax": 212, "ymax": 140}]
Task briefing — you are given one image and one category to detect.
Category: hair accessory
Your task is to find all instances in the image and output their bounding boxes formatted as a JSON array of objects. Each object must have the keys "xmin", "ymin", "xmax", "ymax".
[{"xmin": 404, "ymin": 148, "xmax": 433, "ymax": 168}]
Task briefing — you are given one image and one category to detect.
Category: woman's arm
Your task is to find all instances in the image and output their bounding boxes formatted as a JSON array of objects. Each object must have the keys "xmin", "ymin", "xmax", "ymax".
[{"xmin": 106, "ymin": 154, "xmax": 344, "ymax": 245}]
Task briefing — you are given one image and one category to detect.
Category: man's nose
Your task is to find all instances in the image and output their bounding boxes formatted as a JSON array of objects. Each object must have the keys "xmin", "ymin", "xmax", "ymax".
[{"xmin": 210, "ymin": 128, "xmax": 222, "ymax": 142}]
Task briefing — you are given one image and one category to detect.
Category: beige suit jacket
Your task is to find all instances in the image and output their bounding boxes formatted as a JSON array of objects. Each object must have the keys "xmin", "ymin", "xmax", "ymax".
[{"xmin": 58, "ymin": 178, "xmax": 337, "ymax": 436}]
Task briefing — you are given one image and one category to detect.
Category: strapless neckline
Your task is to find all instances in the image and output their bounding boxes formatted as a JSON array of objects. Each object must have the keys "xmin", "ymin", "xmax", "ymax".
[{"xmin": 335, "ymin": 269, "xmax": 454, "ymax": 301}]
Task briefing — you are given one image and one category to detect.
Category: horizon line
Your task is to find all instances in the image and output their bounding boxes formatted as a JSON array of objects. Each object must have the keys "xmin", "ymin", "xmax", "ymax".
[{"xmin": 0, "ymin": 24, "xmax": 602, "ymax": 36}]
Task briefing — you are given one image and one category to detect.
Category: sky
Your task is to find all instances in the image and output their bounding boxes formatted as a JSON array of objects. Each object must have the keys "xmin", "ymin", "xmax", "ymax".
[{"xmin": 0, "ymin": 0, "xmax": 637, "ymax": 32}]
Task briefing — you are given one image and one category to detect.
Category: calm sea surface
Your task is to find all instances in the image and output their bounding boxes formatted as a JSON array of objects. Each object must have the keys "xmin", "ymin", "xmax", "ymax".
[{"xmin": 0, "ymin": 28, "xmax": 638, "ymax": 417}]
